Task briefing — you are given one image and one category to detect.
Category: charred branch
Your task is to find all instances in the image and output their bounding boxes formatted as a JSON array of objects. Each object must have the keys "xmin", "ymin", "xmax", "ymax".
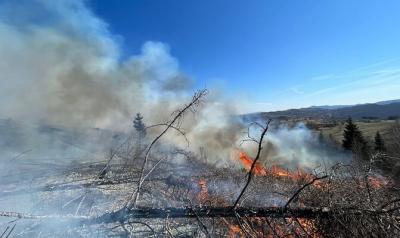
[
  {"xmin": 233, "ymin": 119, "xmax": 272, "ymax": 208},
  {"xmin": 4, "ymin": 206, "xmax": 395, "ymax": 223}
]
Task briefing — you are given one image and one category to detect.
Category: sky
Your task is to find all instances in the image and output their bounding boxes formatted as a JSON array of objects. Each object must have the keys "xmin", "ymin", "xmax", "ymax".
[
  {"xmin": 2, "ymin": 0, "xmax": 399, "ymax": 113},
  {"xmin": 87, "ymin": 0, "xmax": 400, "ymax": 112}
]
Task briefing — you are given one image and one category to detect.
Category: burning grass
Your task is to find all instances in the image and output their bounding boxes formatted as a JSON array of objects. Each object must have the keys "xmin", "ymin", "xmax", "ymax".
[
  {"xmin": 0, "ymin": 148, "xmax": 398, "ymax": 237},
  {"xmin": 0, "ymin": 92, "xmax": 399, "ymax": 237}
]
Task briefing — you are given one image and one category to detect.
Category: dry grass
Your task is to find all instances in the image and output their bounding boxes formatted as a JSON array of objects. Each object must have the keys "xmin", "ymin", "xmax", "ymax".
[{"xmin": 320, "ymin": 120, "xmax": 396, "ymax": 143}]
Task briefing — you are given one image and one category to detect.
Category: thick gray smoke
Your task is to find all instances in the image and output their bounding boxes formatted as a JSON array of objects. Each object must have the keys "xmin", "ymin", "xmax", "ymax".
[
  {"xmin": 0, "ymin": 2, "xmax": 352, "ymax": 236},
  {"xmin": 0, "ymin": 0, "xmax": 246, "ymax": 168},
  {"xmin": 0, "ymin": 0, "xmax": 190, "ymax": 129},
  {"xmin": 0, "ymin": 0, "xmax": 348, "ymax": 171}
]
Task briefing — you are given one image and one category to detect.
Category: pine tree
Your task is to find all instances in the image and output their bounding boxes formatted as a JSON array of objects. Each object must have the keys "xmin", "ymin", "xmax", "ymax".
[
  {"xmin": 342, "ymin": 118, "xmax": 366, "ymax": 149},
  {"xmin": 133, "ymin": 113, "xmax": 146, "ymax": 137},
  {"xmin": 374, "ymin": 131, "xmax": 386, "ymax": 152},
  {"xmin": 342, "ymin": 117, "xmax": 358, "ymax": 150},
  {"xmin": 132, "ymin": 113, "xmax": 147, "ymax": 161},
  {"xmin": 342, "ymin": 117, "xmax": 369, "ymax": 159}
]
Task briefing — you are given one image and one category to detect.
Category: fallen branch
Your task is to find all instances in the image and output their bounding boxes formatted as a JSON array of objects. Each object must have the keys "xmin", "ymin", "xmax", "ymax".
[
  {"xmin": 0, "ymin": 207, "xmax": 331, "ymax": 223},
  {"xmin": 2, "ymin": 206, "xmax": 398, "ymax": 226}
]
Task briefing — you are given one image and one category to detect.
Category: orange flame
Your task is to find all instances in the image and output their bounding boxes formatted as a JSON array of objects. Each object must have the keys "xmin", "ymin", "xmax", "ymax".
[
  {"xmin": 228, "ymin": 224, "xmax": 243, "ymax": 237},
  {"xmin": 238, "ymin": 151, "xmax": 267, "ymax": 176},
  {"xmin": 237, "ymin": 151, "xmax": 324, "ymax": 187},
  {"xmin": 222, "ymin": 218, "xmax": 244, "ymax": 237},
  {"xmin": 368, "ymin": 176, "xmax": 388, "ymax": 189}
]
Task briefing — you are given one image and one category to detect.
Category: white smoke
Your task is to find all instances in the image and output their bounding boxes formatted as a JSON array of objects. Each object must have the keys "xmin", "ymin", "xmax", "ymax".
[
  {"xmin": 265, "ymin": 124, "xmax": 348, "ymax": 169},
  {"xmin": 0, "ymin": 0, "xmax": 348, "ymax": 170},
  {"xmin": 0, "ymin": 0, "xmax": 196, "ymax": 130},
  {"xmin": 0, "ymin": 0, "xmax": 246, "ymax": 168},
  {"xmin": 236, "ymin": 123, "xmax": 349, "ymax": 171}
]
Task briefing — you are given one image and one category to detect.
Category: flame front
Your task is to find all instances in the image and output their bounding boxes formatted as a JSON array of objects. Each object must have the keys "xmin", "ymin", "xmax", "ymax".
[
  {"xmin": 237, "ymin": 151, "xmax": 318, "ymax": 183},
  {"xmin": 238, "ymin": 151, "xmax": 267, "ymax": 176}
]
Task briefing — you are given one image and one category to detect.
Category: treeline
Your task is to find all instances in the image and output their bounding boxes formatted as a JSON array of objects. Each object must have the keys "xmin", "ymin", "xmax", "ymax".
[
  {"xmin": 340, "ymin": 117, "xmax": 400, "ymax": 182},
  {"xmin": 341, "ymin": 118, "xmax": 386, "ymax": 158}
]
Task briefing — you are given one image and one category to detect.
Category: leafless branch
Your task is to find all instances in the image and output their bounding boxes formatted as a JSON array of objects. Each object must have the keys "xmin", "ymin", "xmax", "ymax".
[
  {"xmin": 233, "ymin": 119, "xmax": 272, "ymax": 208},
  {"xmin": 126, "ymin": 89, "xmax": 207, "ymax": 209},
  {"xmin": 284, "ymin": 175, "xmax": 328, "ymax": 209}
]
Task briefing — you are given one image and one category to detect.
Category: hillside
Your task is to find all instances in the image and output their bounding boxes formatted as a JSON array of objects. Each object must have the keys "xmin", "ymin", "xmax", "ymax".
[{"xmin": 254, "ymin": 101, "xmax": 400, "ymax": 121}]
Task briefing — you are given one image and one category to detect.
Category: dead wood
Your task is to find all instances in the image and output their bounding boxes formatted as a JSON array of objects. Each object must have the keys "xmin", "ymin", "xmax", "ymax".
[
  {"xmin": 0, "ymin": 207, "xmax": 331, "ymax": 222},
  {"xmin": 232, "ymin": 119, "xmax": 272, "ymax": 208},
  {"xmin": 3, "ymin": 206, "xmax": 397, "ymax": 224},
  {"xmin": 284, "ymin": 175, "xmax": 328, "ymax": 209},
  {"xmin": 127, "ymin": 89, "xmax": 207, "ymax": 209}
]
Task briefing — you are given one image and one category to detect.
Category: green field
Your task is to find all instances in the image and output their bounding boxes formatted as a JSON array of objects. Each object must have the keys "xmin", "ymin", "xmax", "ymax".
[{"xmin": 319, "ymin": 120, "xmax": 397, "ymax": 144}]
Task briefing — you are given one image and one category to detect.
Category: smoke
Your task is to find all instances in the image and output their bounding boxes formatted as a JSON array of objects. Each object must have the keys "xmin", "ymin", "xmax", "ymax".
[
  {"xmin": 0, "ymin": 0, "xmax": 247, "ymax": 171},
  {"xmin": 0, "ymin": 0, "xmax": 195, "ymax": 130},
  {"xmin": 236, "ymin": 123, "xmax": 349, "ymax": 170},
  {"xmin": 0, "ymin": 2, "xmax": 353, "ymax": 236},
  {"xmin": 0, "ymin": 0, "xmax": 349, "ymax": 171},
  {"xmin": 266, "ymin": 124, "xmax": 348, "ymax": 169}
]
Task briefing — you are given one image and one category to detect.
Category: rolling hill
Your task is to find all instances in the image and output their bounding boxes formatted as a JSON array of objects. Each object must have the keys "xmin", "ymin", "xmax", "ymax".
[{"xmin": 254, "ymin": 100, "xmax": 400, "ymax": 121}]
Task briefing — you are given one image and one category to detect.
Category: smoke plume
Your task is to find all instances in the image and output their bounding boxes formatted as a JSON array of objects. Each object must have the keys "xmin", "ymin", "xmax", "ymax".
[{"xmin": 0, "ymin": 0, "xmax": 348, "ymax": 170}]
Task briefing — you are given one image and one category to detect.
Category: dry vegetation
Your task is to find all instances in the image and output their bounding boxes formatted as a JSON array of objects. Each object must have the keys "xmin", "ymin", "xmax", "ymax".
[{"xmin": 1, "ymin": 91, "xmax": 399, "ymax": 238}]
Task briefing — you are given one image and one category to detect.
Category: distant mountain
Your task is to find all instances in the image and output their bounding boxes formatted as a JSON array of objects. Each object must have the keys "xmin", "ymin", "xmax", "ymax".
[
  {"xmin": 376, "ymin": 99, "xmax": 400, "ymax": 105},
  {"xmin": 250, "ymin": 100, "xmax": 400, "ymax": 121},
  {"xmin": 310, "ymin": 105, "xmax": 351, "ymax": 110},
  {"xmin": 309, "ymin": 99, "xmax": 400, "ymax": 110}
]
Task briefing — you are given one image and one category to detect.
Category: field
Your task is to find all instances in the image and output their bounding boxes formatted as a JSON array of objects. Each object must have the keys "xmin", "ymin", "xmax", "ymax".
[{"xmin": 319, "ymin": 120, "xmax": 397, "ymax": 143}]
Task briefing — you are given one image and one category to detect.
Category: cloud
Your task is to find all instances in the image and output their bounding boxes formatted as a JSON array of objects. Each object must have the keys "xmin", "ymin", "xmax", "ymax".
[{"xmin": 289, "ymin": 87, "xmax": 304, "ymax": 95}]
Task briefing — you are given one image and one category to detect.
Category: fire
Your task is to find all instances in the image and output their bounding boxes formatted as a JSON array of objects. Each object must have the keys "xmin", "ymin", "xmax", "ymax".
[
  {"xmin": 222, "ymin": 218, "xmax": 244, "ymax": 237},
  {"xmin": 270, "ymin": 165, "xmax": 291, "ymax": 177},
  {"xmin": 223, "ymin": 216, "xmax": 321, "ymax": 237},
  {"xmin": 368, "ymin": 175, "xmax": 388, "ymax": 189},
  {"xmin": 237, "ymin": 151, "xmax": 313, "ymax": 181},
  {"xmin": 237, "ymin": 151, "xmax": 326, "ymax": 188},
  {"xmin": 296, "ymin": 218, "xmax": 319, "ymax": 237},
  {"xmin": 228, "ymin": 224, "xmax": 243, "ymax": 237},
  {"xmin": 238, "ymin": 151, "xmax": 267, "ymax": 176}
]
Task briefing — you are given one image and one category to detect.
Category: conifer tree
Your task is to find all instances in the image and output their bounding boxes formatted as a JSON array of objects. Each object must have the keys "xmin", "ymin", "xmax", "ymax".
[
  {"xmin": 342, "ymin": 118, "xmax": 366, "ymax": 149},
  {"xmin": 342, "ymin": 117, "xmax": 358, "ymax": 150},
  {"xmin": 132, "ymin": 113, "xmax": 147, "ymax": 161},
  {"xmin": 342, "ymin": 117, "xmax": 369, "ymax": 159},
  {"xmin": 374, "ymin": 131, "xmax": 386, "ymax": 152},
  {"xmin": 133, "ymin": 113, "xmax": 146, "ymax": 138}
]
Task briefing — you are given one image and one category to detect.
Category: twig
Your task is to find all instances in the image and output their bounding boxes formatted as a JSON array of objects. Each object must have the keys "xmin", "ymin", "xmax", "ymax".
[
  {"xmin": 9, "ymin": 149, "xmax": 32, "ymax": 162},
  {"xmin": 4, "ymin": 224, "xmax": 16, "ymax": 238},
  {"xmin": 126, "ymin": 90, "xmax": 207, "ymax": 209},
  {"xmin": 232, "ymin": 119, "xmax": 272, "ymax": 208},
  {"xmin": 146, "ymin": 124, "xmax": 190, "ymax": 147},
  {"xmin": 190, "ymin": 207, "xmax": 211, "ymax": 238},
  {"xmin": 0, "ymin": 227, "xmax": 9, "ymax": 238},
  {"xmin": 284, "ymin": 175, "xmax": 328, "ymax": 209}
]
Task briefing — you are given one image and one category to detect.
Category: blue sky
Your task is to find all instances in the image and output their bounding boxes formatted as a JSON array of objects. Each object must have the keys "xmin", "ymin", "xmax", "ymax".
[{"xmin": 90, "ymin": 0, "xmax": 400, "ymax": 112}]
